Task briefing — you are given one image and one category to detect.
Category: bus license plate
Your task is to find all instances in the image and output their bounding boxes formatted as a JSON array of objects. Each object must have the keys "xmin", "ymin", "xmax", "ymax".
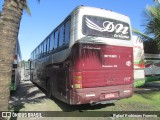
[{"xmin": 105, "ymin": 93, "xmax": 115, "ymax": 99}]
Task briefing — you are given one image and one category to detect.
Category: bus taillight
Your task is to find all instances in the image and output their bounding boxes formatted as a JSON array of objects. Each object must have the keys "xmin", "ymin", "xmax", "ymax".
[{"xmin": 73, "ymin": 72, "xmax": 82, "ymax": 89}]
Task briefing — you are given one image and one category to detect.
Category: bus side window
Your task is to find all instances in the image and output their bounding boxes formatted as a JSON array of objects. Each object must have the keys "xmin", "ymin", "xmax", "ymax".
[
  {"xmin": 50, "ymin": 33, "xmax": 54, "ymax": 51},
  {"xmin": 59, "ymin": 25, "xmax": 65, "ymax": 47},
  {"xmin": 31, "ymin": 61, "xmax": 34, "ymax": 69},
  {"xmin": 39, "ymin": 44, "xmax": 41, "ymax": 57},
  {"xmin": 37, "ymin": 47, "xmax": 39, "ymax": 58},
  {"xmin": 35, "ymin": 48, "xmax": 37, "ymax": 59},
  {"xmin": 45, "ymin": 39, "xmax": 47, "ymax": 54},
  {"xmin": 38, "ymin": 46, "xmax": 40, "ymax": 58},
  {"xmin": 36, "ymin": 47, "xmax": 39, "ymax": 59},
  {"xmin": 65, "ymin": 20, "xmax": 70, "ymax": 45},
  {"xmin": 54, "ymin": 30, "xmax": 59, "ymax": 50},
  {"xmin": 47, "ymin": 37, "xmax": 50, "ymax": 53},
  {"xmin": 33, "ymin": 51, "xmax": 36, "ymax": 60},
  {"xmin": 41, "ymin": 43, "xmax": 43, "ymax": 56},
  {"xmin": 44, "ymin": 40, "xmax": 47, "ymax": 55},
  {"xmin": 42, "ymin": 41, "xmax": 45, "ymax": 55},
  {"xmin": 30, "ymin": 52, "xmax": 33, "ymax": 60}
]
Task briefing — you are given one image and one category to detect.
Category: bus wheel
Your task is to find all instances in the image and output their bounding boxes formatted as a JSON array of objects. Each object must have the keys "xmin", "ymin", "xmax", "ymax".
[{"xmin": 46, "ymin": 80, "xmax": 52, "ymax": 98}]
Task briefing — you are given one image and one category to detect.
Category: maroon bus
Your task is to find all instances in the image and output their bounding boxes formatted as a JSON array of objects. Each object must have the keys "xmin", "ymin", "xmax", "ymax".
[{"xmin": 30, "ymin": 6, "xmax": 134, "ymax": 105}]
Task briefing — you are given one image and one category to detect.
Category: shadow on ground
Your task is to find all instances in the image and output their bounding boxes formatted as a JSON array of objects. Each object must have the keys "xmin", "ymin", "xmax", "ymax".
[
  {"xmin": 36, "ymin": 84, "xmax": 115, "ymax": 112},
  {"xmin": 9, "ymin": 80, "xmax": 47, "ymax": 110},
  {"xmin": 50, "ymin": 96, "xmax": 114, "ymax": 112},
  {"xmin": 9, "ymin": 80, "xmax": 49, "ymax": 120},
  {"xmin": 134, "ymin": 81, "xmax": 160, "ymax": 100},
  {"xmin": 10, "ymin": 80, "xmax": 160, "ymax": 114},
  {"xmin": 9, "ymin": 80, "xmax": 115, "ymax": 113}
]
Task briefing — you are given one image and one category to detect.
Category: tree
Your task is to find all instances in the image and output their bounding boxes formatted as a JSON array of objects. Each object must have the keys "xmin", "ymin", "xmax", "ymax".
[
  {"xmin": 154, "ymin": 0, "xmax": 160, "ymax": 3},
  {"xmin": 133, "ymin": 2, "xmax": 160, "ymax": 53},
  {"xmin": 144, "ymin": 3, "xmax": 160, "ymax": 39},
  {"xmin": 0, "ymin": 0, "xmax": 39, "ymax": 112}
]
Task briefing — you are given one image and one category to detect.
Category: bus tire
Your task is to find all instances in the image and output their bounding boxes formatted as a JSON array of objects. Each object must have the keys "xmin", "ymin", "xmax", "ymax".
[{"xmin": 46, "ymin": 80, "xmax": 52, "ymax": 98}]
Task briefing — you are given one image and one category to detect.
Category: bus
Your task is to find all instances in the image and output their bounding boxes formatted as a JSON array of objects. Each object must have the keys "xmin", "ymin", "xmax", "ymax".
[
  {"xmin": 133, "ymin": 35, "xmax": 145, "ymax": 87},
  {"xmin": 144, "ymin": 54, "xmax": 160, "ymax": 82},
  {"xmin": 21, "ymin": 61, "xmax": 30, "ymax": 81},
  {"xmin": 30, "ymin": 6, "xmax": 134, "ymax": 105},
  {"xmin": 10, "ymin": 40, "xmax": 22, "ymax": 91}
]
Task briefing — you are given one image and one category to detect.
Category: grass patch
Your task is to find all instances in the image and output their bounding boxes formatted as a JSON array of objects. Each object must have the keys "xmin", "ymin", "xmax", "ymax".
[{"xmin": 114, "ymin": 90, "xmax": 160, "ymax": 111}]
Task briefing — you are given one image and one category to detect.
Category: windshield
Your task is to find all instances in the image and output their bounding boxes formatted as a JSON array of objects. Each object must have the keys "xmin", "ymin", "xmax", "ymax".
[{"xmin": 82, "ymin": 15, "xmax": 131, "ymax": 40}]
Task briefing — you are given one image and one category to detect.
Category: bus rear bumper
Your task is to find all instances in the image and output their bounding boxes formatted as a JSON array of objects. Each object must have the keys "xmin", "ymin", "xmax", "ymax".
[{"xmin": 70, "ymin": 84, "xmax": 134, "ymax": 105}]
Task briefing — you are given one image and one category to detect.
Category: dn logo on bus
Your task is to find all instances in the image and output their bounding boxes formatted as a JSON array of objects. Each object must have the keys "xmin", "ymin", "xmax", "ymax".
[
  {"xmin": 83, "ymin": 15, "xmax": 130, "ymax": 40},
  {"xmin": 86, "ymin": 17, "xmax": 128, "ymax": 34}
]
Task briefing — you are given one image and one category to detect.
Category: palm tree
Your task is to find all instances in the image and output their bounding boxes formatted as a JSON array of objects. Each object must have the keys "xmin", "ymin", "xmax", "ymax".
[
  {"xmin": 0, "ymin": 0, "xmax": 39, "ymax": 111},
  {"xmin": 133, "ymin": 2, "xmax": 160, "ymax": 53},
  {"xmin": 154, "ymin": 0, "xmax": 160, "ymax": 3},
  {"xmin": 144, "ymin": 3, "xmax": 160, "ymax": 39}
]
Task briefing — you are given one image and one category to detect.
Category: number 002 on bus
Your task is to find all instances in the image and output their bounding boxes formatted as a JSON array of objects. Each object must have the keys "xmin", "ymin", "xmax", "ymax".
[{"xmin": 30, "ymin": 6, "xmax": 134, "ymax": 105}]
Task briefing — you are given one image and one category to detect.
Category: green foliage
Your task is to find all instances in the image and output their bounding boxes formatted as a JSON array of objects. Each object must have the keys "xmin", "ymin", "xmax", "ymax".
[
  {"xmin": 154, "ymin": 0, "xmax": 160, "ymax": 3},
  {"xmin": 143, "ymin": 4, "xmax": 160, "ymax": 38},
  {"xmin": 9, "ymin": 0, "xmax": 40, "ymax": 15},
  {"xmin": 144, "ymin": 40, "xmax": 160, "ymax": 54},
  {"xmin": 133, "ymin": 2, "xmax": 160, "ymax": 54}
]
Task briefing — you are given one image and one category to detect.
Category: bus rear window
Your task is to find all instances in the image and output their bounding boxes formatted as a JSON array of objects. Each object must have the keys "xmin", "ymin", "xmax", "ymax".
[{"xmin": 82, "ymin": 15, "xmax": 131, "ymax": 40}]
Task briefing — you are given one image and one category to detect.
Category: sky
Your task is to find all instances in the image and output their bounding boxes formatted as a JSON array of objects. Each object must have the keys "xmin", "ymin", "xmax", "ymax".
[{"xmin": 0, "ymin": 0, "xmax": 154, "ymax": 60}]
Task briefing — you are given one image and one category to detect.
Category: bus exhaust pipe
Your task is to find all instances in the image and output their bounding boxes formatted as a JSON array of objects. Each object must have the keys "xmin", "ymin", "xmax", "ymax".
[{"xmin": 90, "ymin": 102, "xmax": 97, "ymax": 106}]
